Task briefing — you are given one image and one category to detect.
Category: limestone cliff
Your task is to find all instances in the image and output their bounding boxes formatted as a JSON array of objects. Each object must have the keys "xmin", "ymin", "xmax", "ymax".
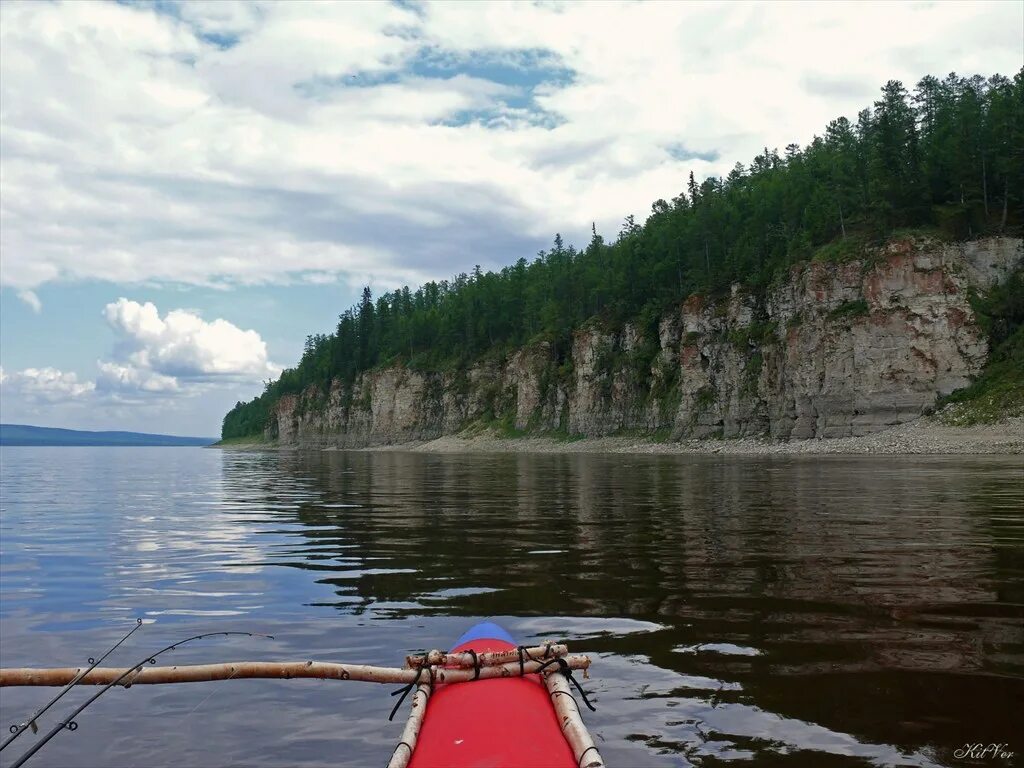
[{"xmin": 267, "ymin": 236, "xmax": 1022, "ymax": 446}]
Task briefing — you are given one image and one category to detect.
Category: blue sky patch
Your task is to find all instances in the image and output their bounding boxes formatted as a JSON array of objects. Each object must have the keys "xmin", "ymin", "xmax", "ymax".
[
  {"xmin": 412, "ymin": 46, "xmax": 575, "ymax": 91},
  {"xmin": 665, "ymin": 143, "xmax": 720, "ymax": 163},
  {"xmin": 294, "ymin": 45, "xmax": 575, "ymax": 128}
]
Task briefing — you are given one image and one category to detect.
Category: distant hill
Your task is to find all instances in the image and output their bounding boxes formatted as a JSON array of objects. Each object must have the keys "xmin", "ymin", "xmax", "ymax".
[{"xmin": 0, "ymin": 424, "xmax": 216, "ymax": 447}]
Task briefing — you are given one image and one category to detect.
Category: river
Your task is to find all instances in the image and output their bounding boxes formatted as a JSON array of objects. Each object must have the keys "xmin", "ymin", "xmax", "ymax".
[{"xmin": 0, "ymin": 447, "xmax": 1021, "ymax": 767}]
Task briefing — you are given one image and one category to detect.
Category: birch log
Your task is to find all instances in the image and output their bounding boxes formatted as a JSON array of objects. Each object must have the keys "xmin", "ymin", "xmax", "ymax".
[
  {"xmin": 0, "ymin": 657, "xmax": 590, "ymax": 688},
  {"xmin": 544, "ymin": 670, "xmax": 604, "ymax": 768},
  {"xmin": 406, "ymin": 643, "xmax": 568, "ymax": 669},
  {"xmin": 385, "ymin": 680, "xmax": 431, "ymax": 768}
]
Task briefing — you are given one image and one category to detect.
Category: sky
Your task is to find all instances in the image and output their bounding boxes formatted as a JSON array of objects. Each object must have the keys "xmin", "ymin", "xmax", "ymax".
[{"xmin": 1, "ymin": 0, "xmax": 1021, "ymax": 437}]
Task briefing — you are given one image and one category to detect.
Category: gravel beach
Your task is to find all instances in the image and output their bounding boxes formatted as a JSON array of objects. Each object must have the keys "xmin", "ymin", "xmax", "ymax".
[{"xmin": 371, "ymin": 415, "xmax": 1024, "ymax": 456}]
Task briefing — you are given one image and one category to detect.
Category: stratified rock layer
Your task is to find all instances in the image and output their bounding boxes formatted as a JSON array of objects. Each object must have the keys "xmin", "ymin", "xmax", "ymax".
[{"xmin": 267, "ymin": 236, "xmax": 1022, "ymax": 446}]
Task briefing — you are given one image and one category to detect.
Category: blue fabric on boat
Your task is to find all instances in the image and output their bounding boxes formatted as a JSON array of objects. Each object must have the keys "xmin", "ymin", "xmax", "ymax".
[{"xmin": 454, "ymin": 621, "xmax": 515, "ymax": 648}]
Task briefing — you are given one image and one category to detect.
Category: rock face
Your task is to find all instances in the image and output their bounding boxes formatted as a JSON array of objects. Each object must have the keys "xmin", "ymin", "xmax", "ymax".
[{"xmin": 267, "ymin": 236, "xmax": 1022, "ymax": 446}]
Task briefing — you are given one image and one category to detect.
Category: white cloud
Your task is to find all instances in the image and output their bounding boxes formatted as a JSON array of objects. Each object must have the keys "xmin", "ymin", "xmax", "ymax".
[
  {"xmin": 0, "ymin": 366, "xmax": 95, "ymax": 403},
  {"xmin": 1, "ymin": 299, "xmax": 276, "ymax": 423},
  {"xmin": 17, "ymin": 290, "xmax": 41, "ymax": 313},
  {"xmin": 0, "ymin": 0, "xmax": 1020, "ymax": 298},
  {"xmin": 95, "ymin": 361, "xmax": 180, "ymax": 394},
  {"xmin": 103, "ymin": 298, "xmax": 280, "ymax": 380},
  {"xmin": 0, "ymin": 360, "xmax": 250, "ymax": 435}
]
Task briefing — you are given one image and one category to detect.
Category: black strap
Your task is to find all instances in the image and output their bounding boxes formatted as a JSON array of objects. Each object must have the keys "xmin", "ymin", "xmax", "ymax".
[
  {"xmin": 537, "ymin": 657, "xmax": 597, "ymax": 712},
  {"xmin": 578, "ymin": 745, "xmax": 601, "ymax": 767},
  {"xmin": 516, "ymin": 644, "xmax": 542, "ymax": 676},
  {"xmin": 465, "ymin": 649, "xmax": 480, "ymax": 680},
  {"xmin": 388, "ymin": 654, "xmax": 429, "ymax": 721},
  {"xmin": 392, "ymin": 741, "xmax": 413, "ymax": 759}
]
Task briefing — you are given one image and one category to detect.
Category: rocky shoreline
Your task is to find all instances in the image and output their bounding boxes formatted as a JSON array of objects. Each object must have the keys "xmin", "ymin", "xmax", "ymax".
[
  {"xmin": 364, "ymin": 414, "xmax": 1023, "ymax": 456},
  {"xmin": 216, "ymin": 409, "xmax": 1024, "ymax": 457}
]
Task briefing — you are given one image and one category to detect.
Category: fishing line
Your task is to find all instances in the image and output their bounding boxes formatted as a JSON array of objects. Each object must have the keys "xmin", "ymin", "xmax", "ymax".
[
  {"xmin": 180, "ymin": 665, "xmax": 240, "ymax": 721},
  {"xmin": 1, "ymin": 619, "xmax": 144, "ymax": 753},
  {"xmin": 10, "ymin": 630, "xmax": 273, "ymax": 768}
]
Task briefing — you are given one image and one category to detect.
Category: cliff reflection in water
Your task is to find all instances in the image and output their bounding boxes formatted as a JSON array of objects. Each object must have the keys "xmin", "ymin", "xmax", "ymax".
[{"xmin": 219, "ymin": 449, "xmax": 1023, "ymax": 766}]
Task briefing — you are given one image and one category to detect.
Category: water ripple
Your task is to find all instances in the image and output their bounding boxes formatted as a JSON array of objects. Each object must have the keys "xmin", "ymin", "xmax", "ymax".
[{"xmin": 1, "ymin": 447, "xmax": 1021, "ymax": 767}]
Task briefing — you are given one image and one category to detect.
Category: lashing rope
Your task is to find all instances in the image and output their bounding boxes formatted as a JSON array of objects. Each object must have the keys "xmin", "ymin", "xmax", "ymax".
[
  {"xmin": 388, "ymin": 654, "xmax": 431, "ymax": 722},
  {"xmin": 536, "ymin": 657, "xmax": 596, "ymax": 712},
  {"xmin": 577, "ymin": 745, "xmax": 601, "ymax": 768},
  {"xmin": 464, "ymin": 649, "xmax": 480, "ymax": 681},
  {"xmin": 515, "ymin": 644, "xmax": 544, "ymax": 676}
]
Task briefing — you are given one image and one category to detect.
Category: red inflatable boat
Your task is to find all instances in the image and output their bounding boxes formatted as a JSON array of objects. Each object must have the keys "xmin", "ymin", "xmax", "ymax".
[{"xmin": 406, "ymin": 622, "xmax": 579, "ymax": 768}]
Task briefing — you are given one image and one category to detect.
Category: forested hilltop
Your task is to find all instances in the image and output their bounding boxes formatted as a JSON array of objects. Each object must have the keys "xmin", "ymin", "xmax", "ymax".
[{"xmin": 223, "ymin": 71, "xmax": 1024, "ymax": 440}]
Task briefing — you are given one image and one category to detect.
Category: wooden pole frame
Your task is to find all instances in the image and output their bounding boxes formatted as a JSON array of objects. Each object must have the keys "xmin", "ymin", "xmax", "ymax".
[
  {"xmin": 405, "ymin": 643, "xmax": 568, "ymax": 669},
  {"xmin": 544, "ymin": 669, "xmax": 605, "ymax": 768},
  {"xmin": 385, "ymin": 677, "xmax": 432, "ymax": 768},
  {"xmin": 0, "ymin": 657, "xmax": 591, "ymax": 688},
  {"xmin": 2, "ymin": 649, "xmax": 604, "ymax": 767}
]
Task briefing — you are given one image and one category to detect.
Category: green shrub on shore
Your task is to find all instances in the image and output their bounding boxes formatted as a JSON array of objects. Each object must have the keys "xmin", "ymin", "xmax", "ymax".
[{"xmin": 938, "ymin": 268, "xmax": 1024, "ymax": 424}]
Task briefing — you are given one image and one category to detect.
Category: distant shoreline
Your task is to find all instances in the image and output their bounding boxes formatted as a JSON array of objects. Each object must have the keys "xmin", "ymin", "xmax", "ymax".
[
  {"xmin": 215, "ymin": 414, "xmax": 1023, "ymax": 456},
  {"xmin": 0, "ymin": 423, "xmax": 216, "ymax": 447}
]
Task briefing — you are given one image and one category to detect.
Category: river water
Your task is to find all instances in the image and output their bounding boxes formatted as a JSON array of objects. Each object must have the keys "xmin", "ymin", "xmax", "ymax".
[{"xmin": 0, "ymin": 447, "xmax": 1021, "ymax": 768}]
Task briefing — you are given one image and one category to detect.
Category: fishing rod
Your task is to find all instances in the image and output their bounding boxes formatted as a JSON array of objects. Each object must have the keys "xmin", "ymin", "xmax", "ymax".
[
  {"xmin": 10, "ymin": 630, "xmax": 272, "ymax": 768},
  {"xmin": 1, "ymin": 619, "xmax": 144, "ymax": 753}
]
